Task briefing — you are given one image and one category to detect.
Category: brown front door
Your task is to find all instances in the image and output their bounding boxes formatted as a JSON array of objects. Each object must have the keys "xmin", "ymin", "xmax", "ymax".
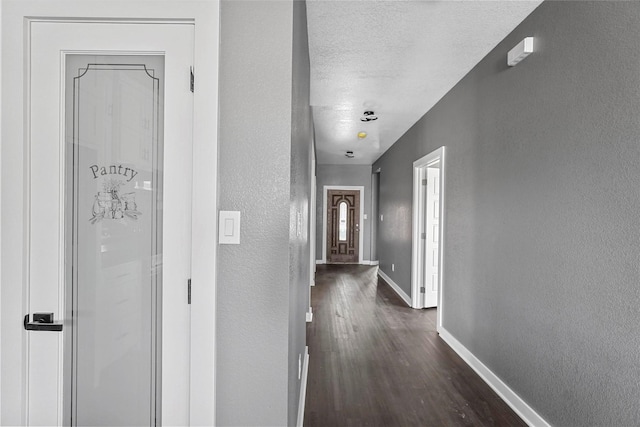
[{"xmin": 327, "ymin": 190, "xmax": 360, "ymax": 263}]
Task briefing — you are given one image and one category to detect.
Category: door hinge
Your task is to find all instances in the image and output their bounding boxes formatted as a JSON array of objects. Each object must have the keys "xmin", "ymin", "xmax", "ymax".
[
  {"xmin": 190, "ymin": 67, "xmax": 195, "ymax": 93},
  {"xmin": 188, "ymin": 279, "xmax": 192, "ymax": 304},
  {"xmin": 421, "ymin": 232, "xmax": 426, "ymax": 239},
  {"xmin": 422, "ymin": 179, "xmax": 428, "ymax": 186},
  {"xmin": 420, "ymin": 287, "xmax": 426, "ymax": 293}
]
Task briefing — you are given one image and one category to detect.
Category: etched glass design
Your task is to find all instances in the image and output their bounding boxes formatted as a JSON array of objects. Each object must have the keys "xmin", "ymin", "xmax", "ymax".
[{"xmin": 65, "ymin": 55, "xmax": 164, "ymax": 426}]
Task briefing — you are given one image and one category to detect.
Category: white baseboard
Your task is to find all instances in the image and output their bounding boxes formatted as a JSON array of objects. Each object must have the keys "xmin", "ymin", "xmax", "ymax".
[
  {"xmin": 377, "ymin": 269, "xmax": 412, "ymax": 307},
  {"xmin": 306, "ymin": 308, "xmax": 313, "ymax": 323},
  {"xmin": 297, "ymin": 346, "xmax": 310, "ymax": 427},
  {"xmin": 317, "ymin": 260, "xmax": 381, "ymax": 266},
  {"xmin": 438, "ymin": 328, "xmax": 550, "ymax": 427}
]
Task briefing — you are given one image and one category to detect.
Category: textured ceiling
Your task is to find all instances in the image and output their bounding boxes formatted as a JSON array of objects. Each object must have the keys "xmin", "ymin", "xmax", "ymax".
[{"xmin": 307, "ymin": 0, "xmax": 543, "ymax": 165}]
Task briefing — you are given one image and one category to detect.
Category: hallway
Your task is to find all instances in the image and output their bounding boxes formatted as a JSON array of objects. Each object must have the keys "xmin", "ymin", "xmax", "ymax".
[{"xmin": 304, "ymin": 264, "xmax": 525, "ymax": 426}]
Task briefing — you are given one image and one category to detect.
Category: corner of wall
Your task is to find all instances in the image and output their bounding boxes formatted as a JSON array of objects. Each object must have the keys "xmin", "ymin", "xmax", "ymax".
[
  {"xmin": 377, "ymin": 269, "xmax": 412, "ymax": 307},
  {"xmin": 438, "ymin": 328, "xmax": 551, "ymax": 427}
]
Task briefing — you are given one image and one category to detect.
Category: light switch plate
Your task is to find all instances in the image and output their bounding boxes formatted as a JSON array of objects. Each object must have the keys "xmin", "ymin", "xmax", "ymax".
[{"xmin": 219, "ymin": 211, "xmax": 241, "ymax": 244}]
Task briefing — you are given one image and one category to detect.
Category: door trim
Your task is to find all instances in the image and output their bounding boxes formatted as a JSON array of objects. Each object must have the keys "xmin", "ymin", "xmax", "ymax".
[
  {"xmin": 307, "ymin": 154, "xmax": 316, "ymax": 322},
  {"xmin": 1, "ymin": 3, "xmax": 219, "ymax": 426},
  {"xmin": 410, "ymin": 147, "xmax": 446, "ymax": 330},
  {"xmin": 322, "ymin": 185, "xmax": 364, "ymax": 264}
]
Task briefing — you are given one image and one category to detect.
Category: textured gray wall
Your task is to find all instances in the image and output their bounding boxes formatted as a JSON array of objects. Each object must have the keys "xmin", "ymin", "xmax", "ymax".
[
  {"xmin": 373, "ymin": 2, "xmax": 640, "ymax": 425},
  {"xmin": 373, "ymin": 144, "xmax": 414, "ymax": 291},
  {"xmin": 315, "ymin": 164, "xmax": 372, "ymax": 262},
  {"xmin": 288, "ymin": 0, "xmax": 312, "ymax": 425},
  {"xmin": 218, "ymin": 1, "xmax": 311, "ymax": 425},
  {"xmin": 370, "ymin": 172, "xmax": 379, "ymax": 261}
]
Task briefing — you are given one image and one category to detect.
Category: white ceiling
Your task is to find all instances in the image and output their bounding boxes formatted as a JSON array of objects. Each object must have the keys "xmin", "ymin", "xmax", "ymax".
[{"xmin": 307, "ymin": 0, "xmax": 543, "ymax": 165}]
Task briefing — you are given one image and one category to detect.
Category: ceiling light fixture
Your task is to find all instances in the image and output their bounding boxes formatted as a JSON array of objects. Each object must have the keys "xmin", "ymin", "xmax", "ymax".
[
  {"xmin": 345, "ymin": 151, "xmax": 355, "ymax": 158},
  {"xmin": 357, "ymin": 131, "xmax": 367, "ymax": 139},
  {"xmin": 360, "ymin": 111, "xmax": 378, "ymax": 122}
]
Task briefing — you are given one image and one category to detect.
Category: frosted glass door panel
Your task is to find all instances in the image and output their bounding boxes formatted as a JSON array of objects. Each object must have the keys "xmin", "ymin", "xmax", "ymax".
[
  {"xmin": 338, "ymin": 202, "xmax": 347, "ymax": 241},
  {"xmin": 66, "ymin": 56, "xmax": 164, "ymax": 426}
]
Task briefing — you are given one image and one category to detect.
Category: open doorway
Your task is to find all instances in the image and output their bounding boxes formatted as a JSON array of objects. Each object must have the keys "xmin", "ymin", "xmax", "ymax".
[{"xmin": 411, "ymin": 147, "xmax": 446, "ymax": 328}]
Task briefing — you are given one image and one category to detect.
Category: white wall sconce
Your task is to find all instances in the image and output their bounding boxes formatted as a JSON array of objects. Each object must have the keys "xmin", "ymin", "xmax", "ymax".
[{"xmin": 507, "ymin": 37, "xmax": 534, "ymax": 67}]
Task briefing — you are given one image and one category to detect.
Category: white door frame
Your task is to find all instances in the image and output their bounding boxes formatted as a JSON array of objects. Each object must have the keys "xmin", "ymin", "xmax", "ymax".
[
  {"xmin": 410, "ymin": 147, "xmax": 446, "ymax": 330},
  {"xmin": 307, "ymin": 152, "xmax": 316, "ymax": 322},
  {"xmin": 0, "ymin": 2, "xmax": 219, "ymax": 426},
  {"xmin": 310, "ymin": 154, "xmax": 317, "ymax": 284},
  {"xmin": 322, "ymin": 185, "xmax": 364, "ymax": 264}
]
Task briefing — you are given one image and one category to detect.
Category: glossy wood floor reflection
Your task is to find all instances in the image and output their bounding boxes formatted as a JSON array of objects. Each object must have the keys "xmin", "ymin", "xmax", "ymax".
[{"xmin": 304, "ymin": 264, "xmax": 525, "ymax": 427}]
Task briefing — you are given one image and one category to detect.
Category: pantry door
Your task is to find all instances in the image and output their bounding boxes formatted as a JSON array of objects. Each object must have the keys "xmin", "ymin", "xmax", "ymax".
[{"xmin": 26, "ymin": 20, "xmax": 193, "ymax": 426}]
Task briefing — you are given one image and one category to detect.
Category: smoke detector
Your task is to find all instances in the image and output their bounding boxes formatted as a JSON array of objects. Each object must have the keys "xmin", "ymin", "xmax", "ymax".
[
  {"xmin": 345, "ymin": 151, "xmax": 355, "ymax": 158},
  {"xmin": 360, "ymin": 111, "xmax": 378, "ymax": 122}
]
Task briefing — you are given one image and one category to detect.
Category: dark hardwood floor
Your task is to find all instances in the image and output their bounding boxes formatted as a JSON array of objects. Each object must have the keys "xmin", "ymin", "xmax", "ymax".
[{"xmin": 304, "ymin": 264, "xmax": 526, "ymax": 427}]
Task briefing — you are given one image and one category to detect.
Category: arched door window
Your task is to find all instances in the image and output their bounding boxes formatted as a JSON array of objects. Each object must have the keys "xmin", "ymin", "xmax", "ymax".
[{"xmin": 338, "ymin": 201, "xmax": 347, "ymax": 241}]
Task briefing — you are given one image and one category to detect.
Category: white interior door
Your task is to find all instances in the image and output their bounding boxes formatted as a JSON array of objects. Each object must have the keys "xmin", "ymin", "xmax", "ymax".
[
  {"xmin": 423, "ymin": 166, "xmax": 440, "ymax": 308},
  {"xmin": 27, "ymin": 20, "xmax": 193, "ymax": 426}
]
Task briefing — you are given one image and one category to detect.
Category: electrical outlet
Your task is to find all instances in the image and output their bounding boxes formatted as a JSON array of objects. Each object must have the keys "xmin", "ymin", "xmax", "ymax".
[
  {"xmin": 380, "ymin": 214, "xmax": 384, "ymax": 221},
  {"xmin": 392, "ymin": 263, "xmax": 395, "ymax": 272},
  {"xmin": 298, "ymin": 354, "xmax": 302, "ymax": 380}
]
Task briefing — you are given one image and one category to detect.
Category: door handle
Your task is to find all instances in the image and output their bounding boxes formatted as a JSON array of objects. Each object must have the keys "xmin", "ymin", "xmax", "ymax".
[{"xmin": 24, "ymin": 313, "xmax": 63, "ymax": 331}]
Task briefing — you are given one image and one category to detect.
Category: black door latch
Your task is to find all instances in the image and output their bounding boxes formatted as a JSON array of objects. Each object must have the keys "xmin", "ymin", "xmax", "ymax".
[{"xmin": 24, "ymin": 313, "xmax": 63, "ymax": 331}]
